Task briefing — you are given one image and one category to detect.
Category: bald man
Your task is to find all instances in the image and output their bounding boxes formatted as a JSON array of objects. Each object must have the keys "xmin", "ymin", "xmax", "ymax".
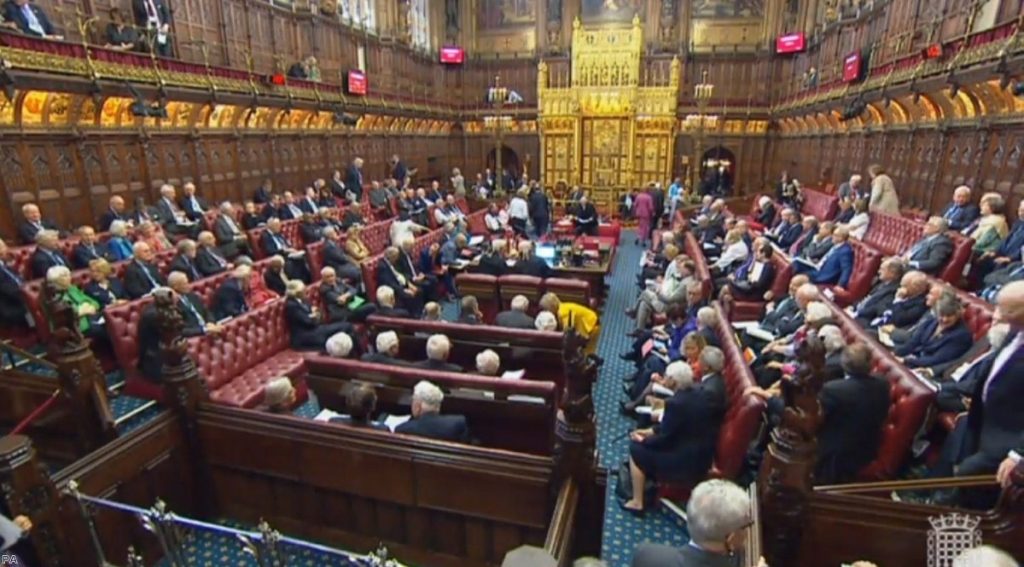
[
  {"xmin": 941, "ymin": 185, "xmax": 979, "ymax": 232},
  {"xmin": 99, "ymin": 195, "xmax": 129, "ymax": 232},
  {"xmin": 17, "ymin": 203, "xmax": 64, "ymax": 245}
]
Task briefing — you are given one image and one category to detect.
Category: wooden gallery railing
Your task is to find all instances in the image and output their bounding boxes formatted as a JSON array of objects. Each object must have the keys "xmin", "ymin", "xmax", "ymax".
[{"xmin": 0, "ymin": 290, "xmax": 602, "ymax": 566}]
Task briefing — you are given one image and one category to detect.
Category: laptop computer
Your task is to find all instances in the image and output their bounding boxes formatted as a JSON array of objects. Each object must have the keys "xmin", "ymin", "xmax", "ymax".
[{"xmin": 535, "ymin": 244, "xmax": 557, "ymax": 267}]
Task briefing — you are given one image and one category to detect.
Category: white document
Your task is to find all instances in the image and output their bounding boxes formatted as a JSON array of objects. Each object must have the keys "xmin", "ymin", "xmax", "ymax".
[
  {"xmin": 745, "ymin": 326, "xmax": 776, "ymax": 343},
  {"xmin": 384, "ymin": 414, "xmax": 412, "ymax": 432},
  {"xmin": 468, "ymin": 235, "xmax": 485, "ymax": 247},
  {"xmin": 501, "ymin": 369, "xmax": 525, "ymax": 381},
  {"xmin": 635, "ymin": 406, "xmax": 653, "ymax": 415},
  {"xmin": 877, "ymin": 330, "xmax": 895, "ymax": 348},
  {"xmin": 793, "ymin": 256, "xmax": 822, "ymax": 271},
  {"xmin": 314, "ymin": 409, "xmax": 343, "ymax": 422},
  {"xmin": 731, "ymin": 321, "xmax": 760, "ymax": 331},
  {"xmin": 507, "ymin": 395, "xmax": 546, "ymax": 404},
  {"xmin": 0, "ymin": 513, "xmax": 24, "ymax": 551},
  {"xmin": 652, "ymin": 383, "xmax": 675, "ymax": 397}
]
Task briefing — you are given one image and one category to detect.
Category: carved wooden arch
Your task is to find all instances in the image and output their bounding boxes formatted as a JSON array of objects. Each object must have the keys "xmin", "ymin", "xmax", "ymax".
[
  {"xmin": 793, "ymin": 116, "xmax": 810, "ymax": 134},
  {"xmin": 972, "ymin": 80, "xmax": 1012, "ymax": 115},
  {"xmin": 864, "ymin": 102, "xmax": 885, "ymax": 126},
  {"xmin": 881, "ymin": 98, "xmax": 909, "ymax": 124},
  {"xmin": 934, "ymin": 87, "xmax": 979, "ymax": 119},
  {"xmin": 905, "ymin": 92, "xmax": 944, "ymax": 122}
]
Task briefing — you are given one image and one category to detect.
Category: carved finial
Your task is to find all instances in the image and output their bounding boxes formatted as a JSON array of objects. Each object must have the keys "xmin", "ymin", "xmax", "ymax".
[{"xmin": 573, "ymin": 16, "xmax": 581, "ymax": 30}]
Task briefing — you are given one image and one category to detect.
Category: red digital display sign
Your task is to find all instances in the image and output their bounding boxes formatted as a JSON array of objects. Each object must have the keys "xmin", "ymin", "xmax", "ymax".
[
  {"xmin": 775, "ymin": 33, "xmax": 806, "ymax": 54},
  {"xmin": 924, "ymin": 43, "xmax": 944, "ymax": 59},
  {"xmin": 346, "ymin": 70, "xmax": 367, "ymax": 96},
  {"xmin": 842, "ymin": 51, "xmax": 862, "ymax": 83},
  {"xmin": 440, "ymin": 46, "xmax": 465, "ymax": 64}
]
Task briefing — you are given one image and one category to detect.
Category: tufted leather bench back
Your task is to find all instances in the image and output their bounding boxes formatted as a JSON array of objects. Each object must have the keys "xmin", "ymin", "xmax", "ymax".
[
  {"xmin": 9, "ymin": 245, "xmax": 37, "ymax": 280},
  {"xmin": 682, "ymin": 232, "xmax": 713, "ymax": 300},
  {"xmin": 467, "ymin": 209, "xmax": 488, "ymax": 234},
  {"xmin": 709, "ymin": 302, "xmax": 766, "ymax": 479},
  {"xmin": 800, "ymin": 188, "xmax": 839, "ymax": 221},
  {"xmin": 22, "ymin": 261, "xmax": 131, "ymax": 342},
  {"xmin": 821, "ymin": 298, "xmax": 936, "ymax": 481},
  {"xmin": 544, "ymin": 278, "xmax": 593, "ymax": 310},
  {"xmin": 455, "ymin": 273, "xmax": 500, "ymax": 323},
  {"xmin": 360, "ymin": 218, "xmax": 395, "ymax": 256},
  {"xmin": 862, "ymin": 211, "xmax": 974, "ymax": 285},
  {"xmin": 106, "ymin": 296, "xmax": 155, "ymax": 384},
  {"xmin": 191, "ymin": 298, "xmax": 291, "ymax": 392},
  {"xmin": 497, "ymin": 275, "xmax": 544, "ymax": 312}
]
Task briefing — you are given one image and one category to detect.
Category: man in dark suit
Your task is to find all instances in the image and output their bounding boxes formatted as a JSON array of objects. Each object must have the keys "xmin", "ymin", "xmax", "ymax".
[
  {"xmin": 320, "ymin": 227, "xmax": 362, "ymax": 284},
  {"xmin": 574, "ymin": 196, "xmax": 599, "ymax": 236},
  {"xmin": 941, "ymin": 185, "xmax": 981, "ymax": 232},
  {"xmin": 195, "ymin": 231, "xmax": 231, "ymax": 277},
  {"xmin": 212, "ymin": 203, "xmax": 250, "ymax": 259},
  {"xmin": 98, "ymin": 195, "xmax": 129, "ymax": 232},
  {"xmin": 138, "ymin": 287, "xmax": 217, "ymax": 382},
  {"xmin": 361, "ymin": 330, "xmax": 408, "ymax": 365},
  {"xmin": 851, "ymin": 258, "xmax": 905, "ymax": 327},
  {"xmin": 29, "ymin": 229, "xmax": 69, "ymax": 279},
  {"xmin": 473, "ymin": 242, "xmax": 509, "ymax": 277},
  {"xmin": 868, "ymin": 270, "xmax": 931, "ymax": 330},
  {"xmin": 17, "ymin": 203, "xmax": 64, "ymax": 245},
  {"xmin": 412, "ymin": 334, "xmax": 463, "ymax": 373},
  {"xmin": 724, "ymin": 240, "xmax": 775, "ymax": 300},
  {"xmin": 795, "ymin": 221, "xmax": 835, "ymax": 262},
  {"xmin": 390, "ymin": 154, "xmax": 410, "ymax": 188},
  {"xmin": 495, "ymin": 295, "xmax": 535, "ymax": 329},
  {"xmin": 278, "ymin": 191, "xmax": 305, "ymax": 221},
  {"xmin": 168, "ymin": 239, "xmax": 202, "ymax": 282},
  {"xmin": 894, "ymin": 295, "xmax": 973, "ymax": 375},
  {"xmin": 395, "ymin": 379, "xmax": 471, "ymax": 442},
  {"xmin": 904, "ymin": 216, "xmax": 954, "ymax": 275},
  {"xmin": 253, "ymin": 178, "xmax": 273, "ymax": 204},
  {"xmin": 70, "ymin": 226, "xmax": 112, "ymax": 270},
  {"xmin": 766, "ymin": 208, "xmax": 803, "ymax": 250},
  {"xmin": 792, "ymin": 226, "xmax": 855, "ymax": 287},
  {"xmin": 3, "ymin": 0, "xmax": 61, "ymax": 39},
  {"xmin": 649, "ymin": 184, "xmax": 666, "ymax": 228},
  {"xmin": 931, "ymin": 323, "xmax": 1008, "ymax": 412},
  {"xmin": 296, "ymin": 187, "xmax": 319, "ymax": 215},
  {"xmin": 528, "ymin": 184, "xmax": 550, "ymax": 238},
  {"xmin": 0, "ymin": 238, "xmax": 28, "ymax": 327},
  {"xmin": 178, "ymin": 182, "xmax": 208, "ymax": 222},
  {"xmin": 298, "ymin": 214, "xmax": 322, "ymax": 245},
  {"xmin": 211, "ymin": 266, "xmax": 250, "ymax": 321},
  {"xmin": 397, "ymin": 237, "xmax": 436, "ymax": 301},
  {"xmin": 261, "ymin": 217, "xmax": 311, "ymax": 282},
  {"xmin": 514, "ymin": 241, "xmax": 553, "ymax": 279},
  {"xmin": 132, "ymin": 0, "xmax": 171, "ymax": 56},
  {"xmin": 319, "ymin": 266, "xmax": 375, "ymax": 323},
  {"xmin": 376, "ymin": 247, "xmax": 422, "ymax": 316},
  {"xmin": 816, "ymin": 343, "xmax": 892, "ymax": 485},
  {"xmin": 345, "ymin": 157, "xmax": 365, "ymax": 202},
  {"xmin": 168, "ymin": 271, "xmax": 218, "ymax": 333},
  {"xmin": 328, "ymin": 170, "xmax": 346, "ymax": 200},
  {"xmin": 123, "ymin": 242, "xmax": 166, "ymax": 299},
  {"xmin": 155, "ymin": 184, "xmax": 199, "ymax": 239}
]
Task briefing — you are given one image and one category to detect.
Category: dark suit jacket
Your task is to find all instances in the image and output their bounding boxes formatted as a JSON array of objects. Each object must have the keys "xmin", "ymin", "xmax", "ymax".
[
  {"xmin": 241, "ymin": 213, "xmax": 262, "ymax": 230},
  {"xmin": 853, "ymin": 280, "xmax": 899, "ymax": 323},
  {"xmin": 907, "ymin": 234, "xmax": 954, "ymax": 275},
  {"xmin": 83, "ymin": 278, "xmax": 125, "ymax": 308},
  {"xmin": 196, "ymin": 246, "xmax": 229, "ymax": 277},
  {"xmin": 935, "ymin": 336, "xmax": 991, "ymax": 381},
  {"xmin": 323, "ymin": 241, "xmax": 354, "ymax": 272},
  {"xmin": 964, "ymin": 345, "xmax": 1024, "ymax": 462},
  {"xmin": 138, "ymin": 299, "xmax": 204, "ymax": 382},
  {"xmin": 360, "ymin": 351, "xmax": 408, "ymax": 366},
  {"xmin": 495, "ymin": 309, "xmax": 535, "ymax": 329},
  {"xmin": 179, "ymin": 195, "xmax": 208, "ymax": 221},
  {"xmin": 631, "ymin": 542, "xmax": 737, "ymax": 567},
  {"xmin": 330, "ymin": 179, "xmax": 347, "ymax": 199},
  {"xmin": 376, "ymin": 260, "xmax": 414, "ymax": 300},
  {"xmin": 123, "ymin": 260, "xmax": 165, "ymax": 299},
  {"xmin": 755, "ymin": 203, "xmax": 776, "ymax": 227},
  {"xmin": 809, "ymin": 242, "xmax": 854, "ymax": 287},
  {"xmin": 413, "ymin": 358, "xmax": 463, "ymax": 373},
  {"xmin": 299, "ymin": 222, "xmax": 322, "ymax": 245},
  {"xmin": 154, "ymin": 198, "xmax": 182, "ymax": 228},
  {"xmin": 395, "ymin": 413, "xmax": 470, "ymax": 443},
  {"xmin": 816, "ymin": 373, "xmax": 892, "ymax": 484},
  {"xmin": 261, "ymin": 230, "xmax": 292, "ymax": 257},
  {"xmin": 515, "ymin": 256, "xmax": 552, "ymax": 278},
  {"xmin": 996, "ymin": 220, "xmax": 1024, "ymax": 261},
  {"xmin": 729, "ymin": 260, "xmax": 775, "ymax": 299},
  {"xmin": 895, "ymin": 319, "xmax": 973, "ymax": 371},
  {"xmin": 264, "ymin": 269, "xmax": 287, "ymax": 296},
  {"xmin": 17, "ymin": 219, "xmax": 60, "ymax": 245},
  {"xmin": 320, "ymin": 281, "xmax": 359, "ymax": 321},
  {"xmin": 328, "ymin": 416, "xmax": 389, "ymax": 431},
  {"xmin": 345, "ymin": 166, "xmax": 364, "ymax": 200},
  {"xmin": 211, "ymin": 215, "xmax": 241, "ymax": 248},
  {"xmin": 285, "ymin": 296, "xmax": 325, "ymax": 349},
  {"xmin": 71, "ymin": 242, "xmax": 111, "ymax": 270},
  {"xmin": 376, "ymin": 305, "xmax": 411, "ymax": 318},
  {"xmin": 179, "ymin": 292, "xmax": 211, "ymax": 330},
  {"xmin": 885, "ymin": 293, "xmax": 929, "ymax": 329},
  {"xmin": 98, "ymin": 209, "xmax": 126, "ymax": 232},
  {"xmin": 212, "ymin": 278, "xmax": 248, "ymax": 320},
  {"xmin": 770, "ymin": 221, "xmax": 803, "ymax": 250},
  {"xmin": 3, "ymin": 1, "xmax": 55, "ymax": 36},
  {"xmin": 0, "ymin": 263, "xmax": 26, "ymax": 325},
  {"xmin": 942, "ymin": 203, "xmax": 980, "ymax": 232},
  {"xmin": 30, "ymin": 248, "xmax": 69, "ymax": 279},
  {"xmin": 473, "ymin": 253, "xmax": 508, "ymax": 277},
  {"xmin": 169, "ymin": 254, "xmax": 201, "ymax": 282},
  {"xmin": 761, "ymin": 296, "xmax": 803, "ymax": 337},
  {"xmin": 253, "ymin": 186, "xmax": 272, "ymax": 204},
  {"xmin": 633, "ymin": 386, "xmax": 720, "ymax": 481},
  {"xmin": 131, "ymin": 0, "xmax": 170, "ymax": 26},
  {"xmin": 800, "ymin": 236, "xmax": 834, "ymax": 262}
]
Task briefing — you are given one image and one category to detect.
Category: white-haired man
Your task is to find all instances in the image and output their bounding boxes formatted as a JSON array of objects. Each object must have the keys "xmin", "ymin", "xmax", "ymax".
[
  {"xmin": 495, "ymin": 295, "xmax": 535, "ymax": 329},
  {"xmin": 325, "ymin": 331, "xmax": 354, "ymax": 358},
  {"xmin": 535, "ymin": 310, "xmax": 558, "ymax": 331},
  {"xmin": 394, "ymin": 380, "xmax": 470, "ymax": 443},
  {"xmin": 212, "ymin": 265, "xmax": 250, "ymax": 321},
  {"xmin": 413, "ymin": 334, "xmax": 462, "ymax": 373},
  {"xmin": 213, "ymin": 202, "xmax": 250, "ymax": 258},
  {"xmin": 18, "ymin": 202, "xmax": 64, "ymax": 245},
  {"xmin": 361, "ymin": 330, "xmax": 407, "ymax": 366},
  {"xmin": 903, "ymin": 216, "xmax": 954, "ymax": 275},
  {"xmin": 475, "ymin": 349, "xmax": 501, "ymax": 376},
  {"xmin": 179, "ymin": 182, "xmax": 208, "ymax": 221},
  {"xmin": 375, "ymin": 285, "xmax": 411, "ymax": 318},
  {"xmin": 941, "ymin": 185, "xmax": 980, "ymax": 232},
  {"xmin": 155, "ymin": 184, "xmax": 198, "ymax": 238},
  {"xmin": 320, "ymin": 266, "xmax": 375, "ymax": 323},
  {"xmin": 29, "ymin": 229, "xmax": 69, "ymax": 279},
  {"xmin": 123, "ymin": 241, "xmax": 166, "ymax": 299}
]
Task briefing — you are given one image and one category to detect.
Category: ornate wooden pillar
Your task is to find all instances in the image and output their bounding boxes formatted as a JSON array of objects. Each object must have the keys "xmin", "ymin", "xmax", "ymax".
[
  {"xmin": 757, "ymin": 335, "xmax": 826, "ymax": 567},
  {"xmin": 553, "ymin": 329, "xmax": 598, "ymax": 488},
  {"xmin": 0, "ymin": 435, "xmax": 65, "ymax": 566},
  {"xmin": 42, "ymin": 283, "xmax": 117, "ymax": 453}
]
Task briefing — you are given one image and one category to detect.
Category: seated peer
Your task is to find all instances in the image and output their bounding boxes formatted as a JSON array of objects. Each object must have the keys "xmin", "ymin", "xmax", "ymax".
[
  {"xmin": 475, "ymin": 349, "xmax": 501, "ymax": 376},
  {"xmin": 942, "ymin": 185, "xmax": 981, "ymax": 232},
  {"xmin": 179, "ymin": 182, "xmax": 208, "ymax": 222},
  {"xmin": 788, "ymin": 215, "xmax": 818, "ymax": 257},
  {"xmin": 211, "ymin": 265, "xmax": 251, "ymax": 321},
  {"xmin": 235, "ymin": 258, "xmax": 275, "ymax": 307},
  {"xmin": 17, "ymin": 203, "xmax": 64, "ymax": 246},
  {"xmin": 47, "ymin": 266, "xmax": 105, "ymax": 340},
  {"xmin": 903, "ymin": 216, "xmax": 954, "ymax": 275},
  {"xmin": 893, "ymin": 295, "xmax": 972, "ymax": 373},
  {"xmin": 834, "ymin": 197, "xmax": 855, "ymax": 224},
  {"xmin": 457, "ymin": 295, "xmax": 483, "ymax": 325},
  {"xmin": 155, "ymin": 184, "xmax": 199, "ymax": 239},
  {"xmin": 850, "ymin": 258, "xmax": 906, "ymax": 326},
  {"xmin": 83, "ymin": 258, "xmax": 126, "ymax": 309},
  {"xmin": 318, "ymin": 226, "xmax": 361, "ymax": 284},
  {"xmin": 539, "ymin": 292, "xmax": 599, "ymax": 340},
  {"xmin": 975, "ymin": 200, "xmax": 1024, "ymax": 281},
  {"xmin": 766, "ymin": 207, "xmax": 802, "ymax": 250},
  {"xmin": 253, "ymin": 178, "xmax": 273, "ymax": 205},
  {"xmin": 240, "ymin": 200, "xmax": 263, "ymax": 230},
  {"xmin": 375, "ymin": 285, "xmax": 411, "ymax": 319},
  {"xmin": 213, "ymin": 202, "xmax": 251, "ymax": 259},
  {"xmin": 980, "ymin": 260, "xmax": 1024, "ymax": 302},
  {"xmin": 629, "ymin": 255, "xmax": 690, "ymax": 331},
  {"xmin": 130, "ymin": 196, "xmax": 156, "ymax": 225},
  {"xmin": 136, "ymin": 287, "xmax": 217, "ymax": 381},
  {"xmin": 535, "ymin": 310, "xmax": 558, "ymax": 332},
  {"xmin": 816, "ymin": 343, "xmax": 892, "ymax": 485},
  {"xmin": 741, "ymin": 274, "xmax": 811, "ymax": 349},
  {"xmin": 630, "ymin": 479, "xmax": 755, "ymax": 567},
  {"xmin": 319, "ymin": 266, "xmax": 375, "ymax": 323},
  {"xmin": 168, "ymin": 239, "xmax": 201, "ymax": 282},
  {"xmin": 932, "ymin": 323, "xmax": 1009, "ymax": 413},
  {"xmin": 472, "ymin": 239, "xmax": 509, "ymax": 277},
  {"xmin": 797, "ymin": 221, "xmax": 835, "ymax": 262},
  {"xmin": 845, "ymin": 198, "xmax": 870, "ymax": 240},
  {"xmin": 263, "ymin": 255, "xmax": 290, "ymax": 297},
  {"xmin": 30, "ymin": 229, "xmax": 70, "ymax": 279},
  {"xmin": 395, "ymin": 380, "xmax": 471, "ymax": 443},
  {"xmin": 259, "ymin": 377, "xmax": 298, "ymax": 414},
  {"xmin": 693, "ymin": 305, "xmax": 721, "ymax": 349},
  {"xmin": 495, "ymin": 295, "xmax": 535, "ymax": 329},
  {"xmin": 361, "ymin": 330, "xmax": 406, "ymax": 366},
  {"xmin": 422, "ymin": 301, "xmax": 444, "ymax": 322},
  {"xmin": 298, "ymin": 187, "xmax": 320, "ymax": 215},
  {"xmin": 867, "ymin": 270, "xmax": 931, "ymax": 330},
  {"xmin": 438, "ymin": 233, "xmax": 466, "ymax": 297},
  {"xmin": 123, "ymin": 242, "xmax": 166, "ymax": 299},
  {"xmin": 284, "ymin": 280, "xmax": 354, "ymax": 352},
  {"xmin": 136, "ymin": 220, "xmax": 173, "ymax": 252},
  {"xmin": 969, "ymin": 192, "xmax": 1009, "ymax": 256},
  {"xmin": 324, "ymin": 331, "xmax": 354, "ymax": 359},
  {"xmin": 620, "ymin": 305, "xmax": 689, "ymax": 368},
  {"xmin": 278, "ymin": 191, "xmax": 305, "ymax": 220},
  {"xmin": 195, "ymin": 231, "xmax": 231, "ymax": 278},
  {"xmin": 620, "ymin": 351, "xmax": 726, "ymax": 515},
  {"xmin": 344, "ymin": 224, "xmax": 372, "ymax": 263},
  {"xmin": 752, "ymin": 195, "xmax": 776, "ymax": 228},
  {"xmin": 622, "ymin": 340, "xmax": 701, "ymax": 415},
  {"xmin": 106, "ymin": 220, "xmax": 135, "ymax": 261},
  {"xmin": 71, "ymin": 226, "xmax": 111, "ymax": 270},
  {"xmin": 723, "ymin": 241, "xmax": 775, "ymax": 301},
  {"xmin": 341, "ymin": 201, "xmax": 365, "ymax": 231},
  {"xmin": 395, "ymin": 235, "xmax": 436, "ymax": 301},
  {"xmin": 412, "ymin": 334, "xmax": 463, "ymax": 373},
  {"xmin": 298, "ymin": 213, "xmax": 322, "ymax": 245},
  {"xmin": 796, "ymin": 226, "xmax": 855, "ymax": 286},
  {"xmin": 574, "ymin": 195, "xmax": 599, "ymax": 236},
  {"xmin": 516, "ymin": 240, "xmax": 553, "ymax": 279},
  {"xmin": 167, "ymin": 271, "xmax": 221, "ymax": 338},
  {"xmin": 377, "ymin": 246, "xmax": 423, "ymax": 316},
  {"xmin": 329, "ymin": 383, "xmax": 388, "ymax": 431},
  {"xmin": 710, "ymin": 228, "xmax": 749, "ymax": 275},
  {"xmin": 636, "ymin": 242, "xmax": 678, "ymax": 289},
  {"xmin": 816, "ymin": 325, "xmax": 848, "ymax": 383},
  {"xmin": 880, "ymin": 283, "xmax": 952, "ymax": 350},
  {"xmin": 754, "ymin": 300, "xmax": 832, "ymax": 388},
  {"xmin": 261, "ymin": 217, "xmax": 312, "ymax": 283}
]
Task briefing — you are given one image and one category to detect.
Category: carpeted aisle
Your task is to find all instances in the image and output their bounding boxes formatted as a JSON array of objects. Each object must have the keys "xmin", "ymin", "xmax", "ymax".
[{"xmin": 596, "ymin": 230, "xmax": 688, "ymax": 566}]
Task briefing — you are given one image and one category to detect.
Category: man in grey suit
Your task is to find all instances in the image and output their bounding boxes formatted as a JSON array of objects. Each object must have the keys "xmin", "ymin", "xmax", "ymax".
[
  {"xmin": 495, "ymin": 295, "xmax": 536, "ymax": 329},
  {"xmin": 631, "ymin": 479, "xmax": 757, "ymax": 567},
  {"xmin": 903, "ymin": 216, "xmax": 954, "ymax": 275}
]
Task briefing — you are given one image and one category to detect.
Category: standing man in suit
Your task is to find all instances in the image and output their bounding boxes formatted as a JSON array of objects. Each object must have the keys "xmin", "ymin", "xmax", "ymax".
[
  {"xmin": 18, "ymin": 203, "xmax": 64, "ymax": 245},
  {"xmin": 346, "ymin": 157, "xmax": 365, "ymax": 202},
  {"xmin": 903, "ymin": 216, "xmax": 954, "ymax": 275},
  {"xmin": 29, "ymin": 230, "xmax": 69, "ymax": 279},
  {"xmin": 412, "ymin": 334, "xmax": 463, "ymax": 373},
  {"xmin": 179, "ymin": 182, "xmax": 208, "ymax": 222},
  {"xmin": 168, "ymin": 239, "xmax": 202, "ymax": 282},
  {"xmin": 123, "ymin": 242, "xmax": 166, "ymax": 298},
  {"xmin": 0, "ymin": 238, "xmax": 28, "ymax": 327},
  {"xmin": 390, "ymin": 154, "xmax": 409, "ymax": 188},
  {"xmin": 395, "ymin": 380, "xmax": 471, "ymax": 442},
  {"xmin": 99, "ymin": 195, "xmax": 129, "ymax": 232},
  {"xmin": 3, "ymin": 0, "xmax": 62, "ymax": 39},
  {"xmin": 71, "ymin": 225, "xmax": 112, "ymax": 269},
  {"xmin": 942, "ymin": 185, "xmax": 981, "ymax": 232},
  {"xmin": 851, "ymin": 258, "xmax": 905, "ymax": 326},
  {"xmin": 495, "ymin": 295, "xmax": 536, "ymax": 329},
  {"xmin": 132, "ymin": 0, "xmax": 172, "ymax": 56},
  {"xmin": 212, "ymin": 202, "xmax": 250, "ymax": 259},
  {"xmin": 792, "ymin": 226, "xmax": 855, "ymax": 287}
]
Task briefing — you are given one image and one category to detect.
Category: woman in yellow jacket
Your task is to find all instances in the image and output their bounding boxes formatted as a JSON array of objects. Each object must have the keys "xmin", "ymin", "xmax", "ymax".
[{"xmin": 539, "ymin": 292, "xmax": 600, "ymax": 352}]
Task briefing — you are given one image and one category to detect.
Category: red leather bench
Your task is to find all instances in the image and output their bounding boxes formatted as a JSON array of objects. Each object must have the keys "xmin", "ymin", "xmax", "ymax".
[
  {"xmin": 682, "ymin": 232, "xmax": 713, "ymax": 300},
  {"xmin": 800, "ymin": 188, "xmax": 840, "ymax": 221},
  {"xmin": 455, "ymin": 273, "xmax": 500, "ymax": 322},
  {"xmin": 544, "ymin": 277, "xmax": 594, "ymax": 310},
  {"xmin": 820, "ymin": 298, "xmax": 937, "ymax": 481},
  {"xmin": 862, "ymin": 211, "xmax": 974, "ymax": 286},
  {"xmin": 302, "ymin": 354, "xmax": 558, "ymax": 455},
  {"xmin": 497, "ymin": 275, "xmax": 544, "ymax": 312}
]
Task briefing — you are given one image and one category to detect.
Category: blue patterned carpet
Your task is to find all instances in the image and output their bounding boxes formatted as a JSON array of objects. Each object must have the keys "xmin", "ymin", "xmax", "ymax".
[
  {"xmin": 597, "ymin": 231, "xmax": 689, "ymax": 566},
  {"xmin": 154, "ymin": 522, "xmax": 365, "ymax": 566}
]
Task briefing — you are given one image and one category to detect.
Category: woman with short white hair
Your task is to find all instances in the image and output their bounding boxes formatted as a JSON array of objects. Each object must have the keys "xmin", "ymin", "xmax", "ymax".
[
  {"xmin": 106, "ymin": 220, "xmax": 134, "ymax": 260},
  {"xmin": 47, "ymin": 265, "xmax": 105, "ymax": 338},
  {"xmin": 535, "ymin": 310, "xmax": 558, "ymax": 332},
  {"xmin": 260, "ymin": 377, "xmax": 297, "ymax": 414}
]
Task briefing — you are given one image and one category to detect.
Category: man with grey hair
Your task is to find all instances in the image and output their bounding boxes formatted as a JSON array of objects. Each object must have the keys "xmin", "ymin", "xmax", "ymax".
[
  {"xmin": 851, "ymin": 257, "xmax": 905, "ymax": 327},
  {"xmin": 375, "ymin": 285, "xmax": 411, "ymax": 318},
  {"xmin": 475, "ymin": 349, "xmax": 501, "ymax": 376},
  {"xmin": 413, "ymin": 334, "xmax": 462, "ymax": 373},
  {"xmin": 394, "ymin": 380, "xmax": 470, "ymax": 442},
  {"xmin": 793, "ymin": 226, "xmax": 854, "ymax": 287},
  {"xmin": 941, "ymin": 185, "xmax": 980, "ymax": 232},
  {"xmin": 535, "ymin": 310, "xmax": 558, "ymax": 332},
  {"xmin": 155, "ymin": 184, "xmax": 198, "ymax": 238},
  {"xmin": 320, "ymin": 225, "xmax": 362, "ymax": 284},
  {"xmin": 893, "ymin": 294, "xmax": 972, "ymax": 374},
  {"xmin": 631, "ymin": 479, "xmax": 755, "ymax": 566},
  {"xmin": 18, "ymin": 202, "xmax": 64, "ymax": 244},
  {"xmin": 325, "ymin": 331, "xmax": 354, "ymax": 358},
  {"xmin": 837, "ymin": 173, "xmax": 864, "ymax": 202},
  {"xmin": 903, "ymin": 216, "xmax": 954, "ymax": 275},
  {"xmin": 495, "ymin": 295, "xmax": 535, "ymax": 329},
  {"xmin": 698, "ymin": 346, "xmax": 728, "ymax": 412},
  {"xmin": 29, "ymin": 229, "xmax": 69, "ymax": 279},
  {"xmin": 212, "ymin": 264, "xmax": 251, "ymax": 320},
  {"xmin": 214, "ymin": 201, "xmax": 250, "ymax": 258},
  {"xmin": 196, "ymin": 230, "xmax": 232, "ymax": 277},
  {"xmin": 179, "ymin": 181, "xmax": 208, "ymax": 221},
  {"xmin": 767, "ymin": 207, "xmax": 802, "ymax": 249},
  {"xmin": 361, "ymin": 330, "xmax": 406, "ymax": 366},
  {"xmin": 168, "ymin": 239, "xmax": 201, "ymax": 282},
  {"xmin": 123, "ymin": 241, "xmax": 166, "ymax": 299}
]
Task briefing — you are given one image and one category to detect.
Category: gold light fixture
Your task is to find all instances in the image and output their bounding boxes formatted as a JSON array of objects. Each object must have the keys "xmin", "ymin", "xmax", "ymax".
[{"xmin": 691, "ymin": 69, "xmax": 715, "ymax": 191}]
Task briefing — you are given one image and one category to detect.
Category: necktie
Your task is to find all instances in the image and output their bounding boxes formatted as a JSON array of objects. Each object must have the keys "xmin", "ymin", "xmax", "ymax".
[
  {"xmin": 289, "ymin": 205, "xmax": 302, "ymax": 217},
  {"xmin": 1, "ymin": 263, "xmax": 22, "ymax": 286},
  {"xmin": 945, "ymin": 205, "xmax": 958, "ymax": 220},
  {"xmin": 181, "ymin": 296, "xmax": 206, "ymax": 328},
  {"xmin": 50, "ymin": 250, "xmax": 66, "ymax": 267},
  {"xmin": 138, "ymin": 262, "xmax": 158, "ymax": 288},
  {"xmin": 185, "ymin": 259, "xmax": 198, "ymax": 280},
  {"xmin": 191, "ymin": 196, "xmax": 201, "ymax": 212},
  {"xmin": 22, "ymin": 5, "xmax": 44, "ymax": 36},
  {"xmin": 273, "ymin": 233, "xmax": 286, "ymax": 250},
  {"xmin": 212, "ymin": 250, "xmax": 226, "ymax": 268},
  {"xmin": 225, "ymin": 216, "xmax": 240, "ymax": 235},
  {"xmin": 146, "ymin": 0, "xmax": 160, "ymax": 24}
]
